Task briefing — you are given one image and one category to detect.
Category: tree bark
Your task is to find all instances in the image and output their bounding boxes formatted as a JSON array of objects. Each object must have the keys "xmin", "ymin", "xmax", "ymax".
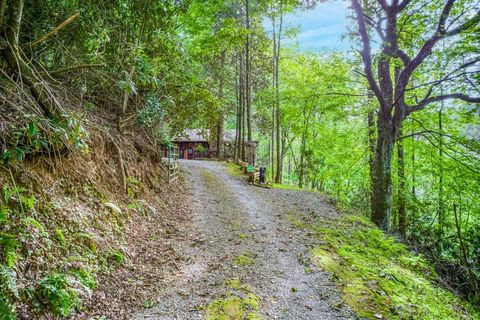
[
  {"xmin": 371, "ymin": 114, "xmax": 397, "ymax": 230},
  {"xmin": 274, "ymin": 13, "xmax": 283, "ymax": 183},
  {"xmin": 397, "ymin": 127, "xmax": 406, "ymax": 237},
  {"xmin": 368, "ymin": 109, "xmax": 375, "ymax": 201},
  {"xmin": 271, "ymin": 14, "xmax": 276, "ymax": 181},
  {"xmin": 245, "ymin": 0, "xmax": 252, "ymax": 163}
]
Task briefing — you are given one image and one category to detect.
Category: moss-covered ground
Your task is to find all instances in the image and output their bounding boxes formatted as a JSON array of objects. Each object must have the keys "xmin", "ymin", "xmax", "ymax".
[
  {"xmin": 225, "ymin": 163, "xmax": 244, "ymax": 177},
  {"xmin": 205, "ymin": 278, "xmax": 261, "ymax": 320},
  {"xmin": 288, "ymin": 212, "xmax": 480, "ymax": 320}
]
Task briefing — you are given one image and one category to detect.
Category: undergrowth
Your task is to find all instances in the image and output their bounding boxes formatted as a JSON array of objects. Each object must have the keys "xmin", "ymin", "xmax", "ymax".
[
  {"xmin": 1, "ymin": 114, "xmax": 88, "ymax": 164},
  {"xmin": 0, "ymin": 178, "xmax": 135, "ymax": 318},
  {"xmin": 288, "ymin": 212, "xmax": 480, "ymax": 319}
]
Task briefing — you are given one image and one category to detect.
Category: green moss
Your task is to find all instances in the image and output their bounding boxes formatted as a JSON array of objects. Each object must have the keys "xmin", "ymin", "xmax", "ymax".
[
  {"xmin": 237, "ymin": 233, "xmax": 248, "ymax": 240},
  {"xmin": 225, "ymin": 163, "xmax": 244, "ymax": 177},
  {"xmin": 271, "ymin": 183, "xmax": 304, "ymax": 191},
  {"xmin": 225, "ymin": 278, "xmax": 251, "ymax": 292},
  {"xmin": 295, "ymin": 213, "xmax": 480, "ymax": 320},
  {"xmin": 234, "ymin": 252, "xmax": 255, "ymax": 266},
  {"xmin": 206, "ymin": 292, "xmax": 260, "ymax": 320}
]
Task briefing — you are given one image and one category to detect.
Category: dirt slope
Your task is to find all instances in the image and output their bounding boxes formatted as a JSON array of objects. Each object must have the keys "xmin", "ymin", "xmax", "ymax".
[{"xmin": 134, "ymin": 160, "xmax": 353, "ymax": 320}]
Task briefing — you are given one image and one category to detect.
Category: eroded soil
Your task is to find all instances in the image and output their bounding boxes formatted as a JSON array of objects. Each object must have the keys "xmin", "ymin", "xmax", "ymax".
[{"xmin": 134, "ymin": 160, "xmax": 352, "ymax": 320}]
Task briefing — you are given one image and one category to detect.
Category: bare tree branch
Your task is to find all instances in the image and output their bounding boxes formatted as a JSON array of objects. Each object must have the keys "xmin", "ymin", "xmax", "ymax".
[
  {"xmin": 41, "ymin": 64, "xmax": 106, "ymax": 76},
  {"xmin": 408, "ymin": 93, "xmax": 480, "ymax": 114},
  {"xmin": 23, "ymin": 12, "xmax": 80, "ymax": 48},
  {"xmin": 352, "ymin": 0, "xmax": 386, "ymax": 108},
  {"xmin": 398, "ymin": 0, "xmax": 412, "ymax": 12}
]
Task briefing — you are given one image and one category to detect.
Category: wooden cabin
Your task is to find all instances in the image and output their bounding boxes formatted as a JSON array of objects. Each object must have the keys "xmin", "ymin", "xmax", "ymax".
[
  {"xmin": 168, "ymin": 129, "xmax": 257, "ymax": 163},
  {"xmin": 174, "ymin": 129, "xmax": 210, "ymax": 160}
]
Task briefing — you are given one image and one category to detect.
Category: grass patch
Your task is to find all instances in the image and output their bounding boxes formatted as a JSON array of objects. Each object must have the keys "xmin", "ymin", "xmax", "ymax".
[
  {"xmin": 237, "ymin": 233, "xmax": 248, "ymax": 240},
  {"xmin": 271, "ymin": 183, "xmax": 304, "ymax": 191},
  {"xmin": 225, "ymin": 163, "xmax": 244, "ymax": 177},
  {"xmin": 234, "ymin": 252, "xmax": 255, "ymax": 266},
  {"xmin": 290, "ymin": 213, "xmax": 480, "ymax": 320}
]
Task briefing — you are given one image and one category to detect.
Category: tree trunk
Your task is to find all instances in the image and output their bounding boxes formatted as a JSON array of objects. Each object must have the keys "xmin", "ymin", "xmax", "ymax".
[
  {"xmin": 397, "ymin": 128, "xmax": 406, "ymax": 237},
  {"xmin": 371, "ymin": 116, "xmax": 396, "ymax": 230},
  {"xmin": 245, "ymin": 0, "xmax": 252, "ymax": 164},
  {"xmin": 238, "ymin": 52, "xmax": 245, "ymax": 161},
  {"xmin": 271, "ymin": 15, "xmax": 276, "ymax": 181},
  {"xmin": 438, "ymin": 98, "xmax": 445, "ymax": 233},
  {"xmin": 217, "ymin": 116, "xmax": 224, "ymax": 160},
  {"xmin": 273, "ymin": 12, "xmax": 283, "ymax": 183}
]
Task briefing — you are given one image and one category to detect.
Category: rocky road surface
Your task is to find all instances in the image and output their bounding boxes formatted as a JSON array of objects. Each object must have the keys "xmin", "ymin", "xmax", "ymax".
[{"xmin": 134, "ymin": 160, "xmax": 352, "ymax": 320}]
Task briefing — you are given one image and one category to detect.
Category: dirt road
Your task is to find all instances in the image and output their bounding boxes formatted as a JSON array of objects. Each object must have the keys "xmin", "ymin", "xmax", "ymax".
[{"xmin": 134, "ymin": 160, "xmax": 352, "ymax": 320}]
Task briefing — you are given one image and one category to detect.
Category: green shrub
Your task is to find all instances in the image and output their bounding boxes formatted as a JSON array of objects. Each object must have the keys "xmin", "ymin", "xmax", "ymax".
[
  {"xmin": 109, "ymin": 249, "xmax": 125, "ymax": 265},
  {"xmin": 71, "ymin": 268, "xmax": 96, "ymax": 290},
  {"xmin": 55, "ymin": 228, "xmax": 67, "ymax": 247},
  {"xmin": 0, "ymin": 233, "xmax": 18, "ymax": 267},
  {"xmin": 37, "ymin": 273, "xmax": 81, "ymax": 316},
  {"xmin": 0, "ymin": 206, "xmax": 11, "ymax": 226},
  {"xmin": 0, "ymin": 296, "xmax": 16, "ymax": 320},
  {"xmin": 0, "ymin": 265, "xmax": 19, "ymax": 320}
]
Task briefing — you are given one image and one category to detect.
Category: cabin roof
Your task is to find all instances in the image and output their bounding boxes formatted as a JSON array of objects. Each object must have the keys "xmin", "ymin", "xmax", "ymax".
[{"xmin": 174, "ymin": 129, "xmax": 257, "ymax": 143}]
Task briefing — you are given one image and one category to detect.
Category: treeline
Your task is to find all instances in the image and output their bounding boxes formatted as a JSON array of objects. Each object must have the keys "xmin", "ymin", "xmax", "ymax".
[
  {"xmin": 0, "ymin": 0, "xmax": 479, "ymax": 312},
  {"xmin": 253, "ymin": 0, "xmax": 480, "ymax": 303}
]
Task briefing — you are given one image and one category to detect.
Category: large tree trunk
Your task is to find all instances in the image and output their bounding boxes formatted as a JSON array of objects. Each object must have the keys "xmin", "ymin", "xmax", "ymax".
[
  {"xmin": 371, "ymin": 116, "xmax": 396, "ymax": 230},
  {"xmin": 397, "ymin": 128, "xmax": 406, "ymax": 237}
]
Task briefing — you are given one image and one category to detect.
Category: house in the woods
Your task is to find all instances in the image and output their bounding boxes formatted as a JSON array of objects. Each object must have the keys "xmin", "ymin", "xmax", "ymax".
[
  {"xmin": 173, "ymin": 129, "xmax": 210, "ymax": 159},
  {"xmin": 169, "ymin": 129, "xmax": 257, "ymax": 163}
]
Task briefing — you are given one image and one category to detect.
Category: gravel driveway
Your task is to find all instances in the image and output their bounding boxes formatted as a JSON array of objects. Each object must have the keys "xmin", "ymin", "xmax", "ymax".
[{"xmin": 134, "ymin": 160, "xmax": 353, "ymax": 320}]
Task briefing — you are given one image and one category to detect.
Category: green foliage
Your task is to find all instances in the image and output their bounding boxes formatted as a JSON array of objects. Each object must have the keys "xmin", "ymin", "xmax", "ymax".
[
  {"xmin": 0, "ymin": 233, "xmax": 19, "ymax": 268},
  {"xmin": 55, "ymin": 228, "xmax": 67, "ymax": 247},
  {"xmin": 109, "ymin": 249, "xmax": 125, "ymax": 265},
  {"xmin": 289, "ymin": 213, "xmax": 480, "ymax": 320},
  {"xmin": 37, "ymin": 273, "xmax": 81, "ymax": 317},
  {"xmin": 126, "ymin": 177, "xmax": 143, "ymax": 199},
  {"xmin": 71, "ymin": 268, "xmax": 96, "ymax": 290},
  {"xmin": 0, "ymin": 206, "xmax": 11, "ymax": 226},
  {"xmin": 1, "ymin": 115, "xmax": 88, "ymax": 164},
  {"xmin": 0, "ymin": 265, "xmax": 19, "ymax": 319},
  {"xmin": 0, "ymin": 295, "xmax": 16, "ymax": 320},
  {"xmin": 74, "ymin": 232, "xmax": 97, "ymax": 253}
]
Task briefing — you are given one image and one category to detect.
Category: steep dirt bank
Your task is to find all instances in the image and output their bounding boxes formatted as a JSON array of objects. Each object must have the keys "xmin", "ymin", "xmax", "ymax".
[{"xmin": 0, "ymin": 118, "xmax": 192, "ymax": 319}]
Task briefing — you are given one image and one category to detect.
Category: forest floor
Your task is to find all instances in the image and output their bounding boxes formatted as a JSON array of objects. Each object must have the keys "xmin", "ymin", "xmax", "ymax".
[{"xmin": 134, "ymin": 160, "xmax": 353, "ymax": 320}]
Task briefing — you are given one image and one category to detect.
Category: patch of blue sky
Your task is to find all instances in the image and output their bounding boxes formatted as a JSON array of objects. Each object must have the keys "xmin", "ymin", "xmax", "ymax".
[{"xmin": 265, "ymin": 1, "xmax": 350, "ymax": 52}]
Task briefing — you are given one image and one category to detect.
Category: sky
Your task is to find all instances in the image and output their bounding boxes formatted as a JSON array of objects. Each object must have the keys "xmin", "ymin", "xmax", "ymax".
[{"xmin": 279, "ymin": 1, "xmax": 351, "ymax": 52}]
